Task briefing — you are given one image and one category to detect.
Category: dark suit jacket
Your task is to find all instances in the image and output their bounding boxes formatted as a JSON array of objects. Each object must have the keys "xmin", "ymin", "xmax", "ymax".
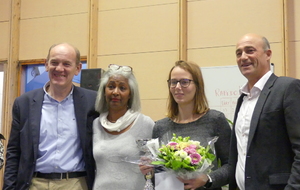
[
  {"xmin": 4, "ymin": 86, "xmax": 99, "ymax": 190},
  {"xmin": 229, "ymin": 74, "xmax": 300, "ymax": 190}
]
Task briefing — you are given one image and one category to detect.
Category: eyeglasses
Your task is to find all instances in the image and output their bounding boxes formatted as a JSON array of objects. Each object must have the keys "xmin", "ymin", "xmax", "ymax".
[
  {"xmin": 109, "ymin": 64, "xmax": 132, "ymax": 72},
  {"xmin": 167, "ymin": 79, "xmax": 193, "ymax": 88}
]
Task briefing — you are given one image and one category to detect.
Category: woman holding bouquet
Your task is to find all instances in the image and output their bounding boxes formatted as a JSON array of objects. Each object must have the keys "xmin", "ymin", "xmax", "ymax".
[
  {"xmin": 92, "ymin": 64, "xmax": 155, "ymax": 190},
  {"xmin": 141, "ymin": 60, "xmax": 231, "ymax": 190}
]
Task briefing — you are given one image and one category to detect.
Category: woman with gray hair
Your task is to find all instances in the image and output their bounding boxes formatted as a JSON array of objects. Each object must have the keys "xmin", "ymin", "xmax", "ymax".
[{"xmin": 92, "ymin": 64, "xmax": 154, "ymax": 190}]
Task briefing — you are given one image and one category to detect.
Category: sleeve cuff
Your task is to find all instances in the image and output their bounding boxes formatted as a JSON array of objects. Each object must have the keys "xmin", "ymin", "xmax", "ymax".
[{"xmin": 204, "ymin": 174, "xmax": 212, "ymax": 188}]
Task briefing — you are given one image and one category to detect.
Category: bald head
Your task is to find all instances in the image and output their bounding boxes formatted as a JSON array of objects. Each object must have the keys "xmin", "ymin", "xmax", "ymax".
[
  {"xmin": 46, "ymin": 43, "xmax": 81, "ymax": 65},
  {"xmin": 235, "ymin": 33, "xmax": 272, "ymax": 88},
  {"xmin": 237, "ymin": 33, "xmax": 270, "ymax": 51}
]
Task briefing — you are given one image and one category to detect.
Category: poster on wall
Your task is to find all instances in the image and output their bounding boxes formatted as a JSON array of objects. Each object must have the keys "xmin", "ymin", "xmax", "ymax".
[{"xmin": 24, "ymin": 62, "xmax": 87, "ymax": 92}]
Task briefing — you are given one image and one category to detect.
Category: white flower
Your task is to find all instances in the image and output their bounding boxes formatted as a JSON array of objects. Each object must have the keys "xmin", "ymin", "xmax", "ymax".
[
  {"xmin": 174, "ymin": 150, "xmax": 188, "ymax": 159},
  {"xmin": 190, "ymin": 140, "xmax": 200, "ymax": 147}
]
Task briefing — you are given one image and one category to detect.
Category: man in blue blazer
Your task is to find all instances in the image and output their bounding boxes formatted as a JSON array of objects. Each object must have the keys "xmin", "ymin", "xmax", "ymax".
[
  {"xmin": 229, "ymin": 33, "xmax": 300, "ymax": 190},
  {"xmin": 4, "ymin": 43, "xmax": 99, "ymax": 190}
]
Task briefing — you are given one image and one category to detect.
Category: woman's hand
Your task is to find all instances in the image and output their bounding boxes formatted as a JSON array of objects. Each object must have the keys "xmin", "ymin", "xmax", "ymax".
[
  {"xmin": 139, "ymin": 164, "xmax": 153, "ymax": 175},
  {"xmin": 139, "ymin": 156, "xmax": 154, "ymax": 175},
  {"xmin": 177, "ymin": 174, "xmax": 209, "ymax": 190}
]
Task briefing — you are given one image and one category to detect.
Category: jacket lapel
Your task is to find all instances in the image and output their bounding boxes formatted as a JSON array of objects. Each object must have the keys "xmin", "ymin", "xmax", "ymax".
[
  {"xmin": 247, "ymin": 74, "xmax": 277, "ymax": 151},
  {"xmin": 234, "ymin": 94, "xmax": 246, "ymax": 125},
  {"xmin": 30, "ymin": 89, "xmax": 44, "ymax": 160},
  {"xmin": 73, "ymin": 87, "xmax": 86, "ymax": 147}
]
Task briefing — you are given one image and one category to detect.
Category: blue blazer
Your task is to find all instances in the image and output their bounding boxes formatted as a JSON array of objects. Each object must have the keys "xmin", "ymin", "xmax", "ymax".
[
  {"xmin": 229, "ymin": 74, "xmax": 300, "ymax": 190},
  {"xmin": 4, "ymin": 86, "xmax": 99, "ymax": 190}
]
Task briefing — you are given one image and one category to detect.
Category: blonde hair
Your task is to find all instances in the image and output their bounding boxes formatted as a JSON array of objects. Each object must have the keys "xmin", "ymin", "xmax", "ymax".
[{"xmin": 167, "ymin": 60, "xmax": 209, "ymax": 119}]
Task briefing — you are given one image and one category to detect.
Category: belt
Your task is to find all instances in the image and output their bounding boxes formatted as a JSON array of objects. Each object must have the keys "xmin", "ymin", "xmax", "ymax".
[{"xmin": 34, "ymin": 171, "xmax": 87, "ymax": 180}]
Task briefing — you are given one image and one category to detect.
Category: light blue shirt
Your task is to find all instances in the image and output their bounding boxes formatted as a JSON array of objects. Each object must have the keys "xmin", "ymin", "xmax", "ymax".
[{"xmin": 35, "ymin": 83, "xmax": 85, "ymax": 173}]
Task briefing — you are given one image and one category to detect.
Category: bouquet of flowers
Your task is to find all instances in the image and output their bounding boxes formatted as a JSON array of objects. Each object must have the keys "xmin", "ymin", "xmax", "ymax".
[{"xmin": 151, "ymin": 134, "xmax": 217, "ymax": 180}]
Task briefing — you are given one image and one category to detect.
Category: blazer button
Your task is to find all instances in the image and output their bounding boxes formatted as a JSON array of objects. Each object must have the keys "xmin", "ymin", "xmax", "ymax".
[{"xmin": 246, "ymin": 176, "xmax": 251, "ymax": 179}]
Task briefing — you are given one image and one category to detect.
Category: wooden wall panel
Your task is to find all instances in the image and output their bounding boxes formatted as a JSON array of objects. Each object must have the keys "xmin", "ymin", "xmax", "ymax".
[
  {"xmin": 142, "ymin": 99, "xmax": 168, "ymax": 122},
  {"xmin": 0, "ymin": 0, "xmax": 10, "ymax": 21},
  {"xmin": 288, "ymin": 42, "xmax": 300, "ymax": 78},
  {"xmin": 98, "ymin": 51, "xmax": 176, "ymax": 98},
  {"xmin": 0, "ymin": 0, "xmax": 11, "ymax": 60},
  {"xmin": 98, "ymin": 4, "xmax": 178, "ymax": 56},
  {"xmin": 21, "ymin": 0, "xmax": 88, "ymax": 19},
  {"xmin": 287, "ymin": 0, "xmax": 300, "ymax": 78},
  {"xmin": 19, "ymin": 0, "xmax": 89, "ymax": 60},
  {"xmin": 294, "ymin": 0, "xmax": 300, "ymax": 41},
  {"xmin": 97, "ymin": 2, "xmax": 179, "ymax": 120},
  {"xmin": 287, "ymin": 0, "xmax": 300, "ymax": 41},
  {"xmin": 187, "ymin": 0, "xmax": 282, "ymax": 49},
  {"xmin": 187, "ymin": 0, "xmax": 284, "ymax": 76},
  {"xmin": 99, "ymin": 0, "xmax": 177, "ymax": 11},
  {"xmin": 293, "ymin": 42, "xmax": 300, "ymax": 78},
  {"xmin": 19, "ymin": 14, "xmax": 88, "ymax": 60},
  {"xmin": 0, "ymin": 23, "xmax": 10, "ymax": 59},
  {"xmin": 188, "ymin": 47, "xmax": 235, "ymax": 67}
]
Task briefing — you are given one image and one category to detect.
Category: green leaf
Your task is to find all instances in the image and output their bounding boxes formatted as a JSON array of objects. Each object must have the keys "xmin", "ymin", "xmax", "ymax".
[
  {"xmin": 171, "ymin": 160, "xmax": 182, "ymax": 170},
  {"xmin": 182, "ymin": 162, "xmax": 196, "ymax": 171},
  {"xmin": 226, "ymin": 118, "xmax": 233, "ymax": 125},
  {"xmin": 151, "ymin": 161, "xmax": 165, "ymax": 165}
]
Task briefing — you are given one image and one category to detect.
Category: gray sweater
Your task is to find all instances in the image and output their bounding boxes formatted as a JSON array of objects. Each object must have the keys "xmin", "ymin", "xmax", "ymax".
[
  {"xmin": 93, "ymin": 113, "xmax": 155, "ymax": 190},
  {"xmin": 153, "ymin": 109, "xmax": 231, "ymax": 190}
]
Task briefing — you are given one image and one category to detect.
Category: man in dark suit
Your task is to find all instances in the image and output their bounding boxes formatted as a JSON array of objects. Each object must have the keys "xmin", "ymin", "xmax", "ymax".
[
  {"xmin": 229, "ymin": 33, "xmax": 300, "ymax": 190},
  {"xmin": 4, "ymin": 43, "xmax": 99, "ymax": 190}
]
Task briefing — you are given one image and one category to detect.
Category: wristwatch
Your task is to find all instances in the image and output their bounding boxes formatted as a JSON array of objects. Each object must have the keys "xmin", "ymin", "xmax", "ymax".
[{"xmin": 204, "ymin": 175, "xmax": 212, "ymax": 189}]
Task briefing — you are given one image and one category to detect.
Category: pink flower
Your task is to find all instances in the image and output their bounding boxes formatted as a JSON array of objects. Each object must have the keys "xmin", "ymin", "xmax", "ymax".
[
  {"xmin": 167, "ymin": 142, "xmax": 179, "ymax": 150},
  {"xmin": 183, "ymin": 147, "xmax": 197, "ymax": 154},
  {"xmin": 188, "ymin": 144, "xmax": 197, "ymax": 149},
  {"xmin": 190, "ymin": 153, "xmax": 201, "ymax": 165}
]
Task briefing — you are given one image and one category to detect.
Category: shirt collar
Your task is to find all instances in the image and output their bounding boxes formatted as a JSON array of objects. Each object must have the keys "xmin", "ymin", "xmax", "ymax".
[
  {"xmin": 43, "ymin": 81, "xmax": 74, "ymax": 101},
  {"xmin": 239, "ymin": 70, "xmax": 272, "ymax": 95}
]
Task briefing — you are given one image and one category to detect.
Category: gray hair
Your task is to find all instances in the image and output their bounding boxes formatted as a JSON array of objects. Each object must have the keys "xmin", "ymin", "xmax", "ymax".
[
  {"xmin": 262, "ymin": 37, "xmax": 270, "ymax": 51},
  {"xmin": 95, "ymin": 66, "xmax": 141, "ymax": 113}
]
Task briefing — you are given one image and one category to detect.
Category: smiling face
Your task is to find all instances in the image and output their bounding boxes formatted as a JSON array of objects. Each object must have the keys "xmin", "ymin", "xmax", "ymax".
[
  {"xmin": 235, "ymin": 34, "xmax": 272, "ymax": 85},
  {"xmin": 105, "ymin": 75, "xmax": 131, "ymax": 112},
  {"xmin": 169, "ymin": 67, "xmax": 196, "ymax": 106},
  {"xmin": 45, "ymin": 44, "xmax": 81, "ymax": 90}
]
